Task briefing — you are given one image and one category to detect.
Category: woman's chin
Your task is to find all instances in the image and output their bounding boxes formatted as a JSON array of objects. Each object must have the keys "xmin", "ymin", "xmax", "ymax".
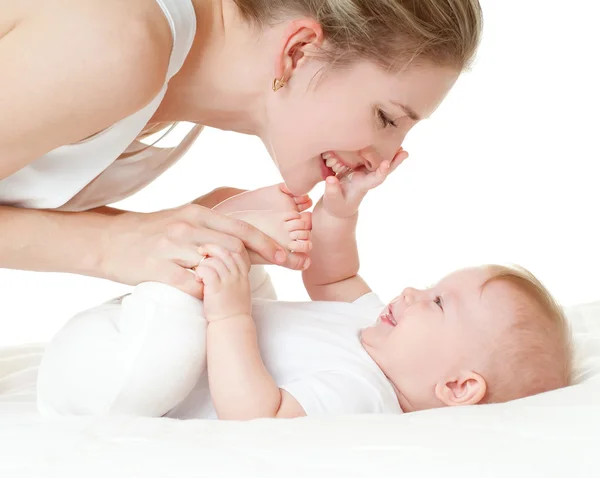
[{"xmin": 282, "ymin": 175, "xmax": 321, "ymax": 196}]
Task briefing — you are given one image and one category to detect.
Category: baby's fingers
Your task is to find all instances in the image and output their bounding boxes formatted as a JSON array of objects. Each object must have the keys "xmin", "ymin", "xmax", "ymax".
[
  {"xmin": 231, "ymin": 250, "xmax": 251, "ymax": 276},
  {"xmin": 194, "ymin": 264, "xmax": 220, "ymax": 287},
  {"xmin": 197, "ymin": 244, "xmax": 237, "ymax": 277},
  {"xmin": 390, "ymin": 148, "xmax": 409, "ymax": 174},
  {"xmin": 363, "ymin": 161, "xmax": 391, "ymax": 190},
  {"xmin": 324, "ymin": 175, "xmax": 344, "ymax": 200}
]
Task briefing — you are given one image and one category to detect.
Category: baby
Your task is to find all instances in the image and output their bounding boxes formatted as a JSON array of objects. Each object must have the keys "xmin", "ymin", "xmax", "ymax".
[{"xmin": 37, "ymin": 163, "xmax": 573, "ymax": 419}]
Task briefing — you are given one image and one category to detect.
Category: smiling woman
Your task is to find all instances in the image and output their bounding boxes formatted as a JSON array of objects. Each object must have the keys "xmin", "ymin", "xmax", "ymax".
[{"xmin": 0, "ymin": 0, "xmax": 482, "ymax": 296}]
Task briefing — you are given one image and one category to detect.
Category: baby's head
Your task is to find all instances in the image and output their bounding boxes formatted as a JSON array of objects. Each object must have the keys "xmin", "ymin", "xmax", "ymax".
[{"xmin": 361, "ymin": 265, "xmax": 572, "ymax": 412}]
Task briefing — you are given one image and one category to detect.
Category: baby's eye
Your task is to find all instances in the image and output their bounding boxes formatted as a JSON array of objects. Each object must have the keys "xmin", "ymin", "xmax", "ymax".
[{"xmin": 434, "ymin": 296, "xmax": 443, "ymax": 310}]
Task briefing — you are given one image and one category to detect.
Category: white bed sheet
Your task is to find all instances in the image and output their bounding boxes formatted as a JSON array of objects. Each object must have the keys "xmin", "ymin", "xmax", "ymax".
[{"xmin": 1, "ymin": 300, "xmax": 599, "ymax": 478}]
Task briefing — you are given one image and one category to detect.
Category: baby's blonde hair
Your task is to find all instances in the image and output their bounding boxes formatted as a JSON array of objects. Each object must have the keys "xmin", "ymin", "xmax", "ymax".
[
  {"xmin": 233, "ymin": 0, "xmax": 483, "ymax": 71},
  {"xmin": 480, "ymin": 265, "xmax": 573, "ymax": 404}
]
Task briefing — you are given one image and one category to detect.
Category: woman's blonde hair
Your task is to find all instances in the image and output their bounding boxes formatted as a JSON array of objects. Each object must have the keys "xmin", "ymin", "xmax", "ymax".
[{"xmin": 233, "ymin": 0, "xmax": 483, "ymax": 71}]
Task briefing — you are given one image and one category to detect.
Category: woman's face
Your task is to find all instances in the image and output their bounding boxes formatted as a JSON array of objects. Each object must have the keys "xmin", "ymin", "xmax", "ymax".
[{"xmin": 262, "ymin": 60, "xmax": 460, "ymax": 195}]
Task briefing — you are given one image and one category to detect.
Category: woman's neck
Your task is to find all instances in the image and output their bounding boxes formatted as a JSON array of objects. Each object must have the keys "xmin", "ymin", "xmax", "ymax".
[{"xmin": 152, "ymin": 0, "xmax": 276, "ymax": 136}]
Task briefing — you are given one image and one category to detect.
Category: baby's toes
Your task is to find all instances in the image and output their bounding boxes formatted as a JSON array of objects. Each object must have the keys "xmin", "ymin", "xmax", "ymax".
[
  {"xmin": 299, "ymin": 211, "xmax": 312, "ymax": 230},
  {"xmin": 290, "ymin": 229, "xmax": 310, "ymax": 241},
  {"xmin": 288, "ymin": 239, "xmax": 312, "ymax": 253},
  {"xmin": 294, "ymin": 195, "xmax": 313, "ymax": 212},
  {"xmin": 285, "ymin": 216, "xmax": 308, "ymax": 233}
]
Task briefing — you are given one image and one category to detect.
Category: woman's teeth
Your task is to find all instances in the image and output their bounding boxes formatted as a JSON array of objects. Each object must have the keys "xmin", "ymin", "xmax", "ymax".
[{"xmin": 323, "ymin": 154, "xmax": 351, "ymax": 178}]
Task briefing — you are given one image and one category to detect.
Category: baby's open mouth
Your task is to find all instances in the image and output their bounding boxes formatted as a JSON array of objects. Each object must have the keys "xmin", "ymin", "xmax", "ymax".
[
  {"xmin": 321, "ymin": 152, "xmax": 353, "ymax": 180},
  {"xmin": 380, "ymin": 306, "xmax": 397, "ymax": 327}
]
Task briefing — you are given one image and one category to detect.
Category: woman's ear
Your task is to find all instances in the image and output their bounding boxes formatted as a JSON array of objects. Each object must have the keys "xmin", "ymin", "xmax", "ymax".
[
  {"xmin": 274, "ymin": 19, "xmax": 324, "ymax": 82},
  {"xmin": 434, "ymin": 371, "xmax": 487, "ymax": 406}
]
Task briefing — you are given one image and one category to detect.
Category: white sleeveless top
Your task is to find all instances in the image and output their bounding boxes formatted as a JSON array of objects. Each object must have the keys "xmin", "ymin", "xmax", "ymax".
[{"xmin": 0, "ymin": 0, "xmax": 203, "ymax": 212}]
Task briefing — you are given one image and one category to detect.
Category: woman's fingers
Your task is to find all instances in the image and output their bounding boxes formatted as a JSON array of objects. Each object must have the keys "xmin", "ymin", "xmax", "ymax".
[
  {"xmin": 285, "ymin": 251, "xmax": 311, "ymax": 271},
  {"xmin": 197, "ymin": 244, "xmax": 238, "ymax": 276},
  {"xmin": 167, "ymin": 222, "xmax": 246, "ymax": 257},
  {"xmin": 171, "ymin": 246, "xmax": 207, "ymax": 269},
  {"xmin": 182, "ymin": 206, "xmax": 288, "ymax": 266},
  {"xmin": 156, "ymin": 263, "xmax": 205, "ymax": 298}
]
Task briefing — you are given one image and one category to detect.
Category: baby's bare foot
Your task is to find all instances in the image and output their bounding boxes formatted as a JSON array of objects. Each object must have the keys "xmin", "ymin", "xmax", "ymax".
[
  {"xmin": 229, "ymin": 210, "xmax": 312, "ymax": 269},
  {"xmin": 230, "ymin": 210, "xmax": 311, "ymax": 253},
  {"xmin": 214, "ymin": 184, "xmax": 311, "ymax": 215}
]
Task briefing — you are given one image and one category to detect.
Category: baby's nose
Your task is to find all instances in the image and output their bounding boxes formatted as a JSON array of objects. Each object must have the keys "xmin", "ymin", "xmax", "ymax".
[{"xmin": 401, "ymin": 287, "xmax": 419, "ymax": 305}]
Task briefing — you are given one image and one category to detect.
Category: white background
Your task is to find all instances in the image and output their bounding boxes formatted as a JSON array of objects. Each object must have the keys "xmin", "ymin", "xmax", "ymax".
[{"xmin": 1, "ymin": 0, "xmax": 599, "ymax": 347}]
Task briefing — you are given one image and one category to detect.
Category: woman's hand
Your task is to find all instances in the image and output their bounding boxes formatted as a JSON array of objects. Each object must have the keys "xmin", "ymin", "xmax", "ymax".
[
  {"xmin": 323, "ymin": 149, "xmax": 409, "ymax": 218},
  {"xmin": 99, "ymin": 204, "xmax": 303, "ymax": 297}
]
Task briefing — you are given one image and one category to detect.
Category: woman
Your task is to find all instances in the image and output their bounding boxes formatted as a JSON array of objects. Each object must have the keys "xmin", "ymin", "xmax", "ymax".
[{"xmin": 0, "ymin": 0, "xmax": 482, "ymax": 297}]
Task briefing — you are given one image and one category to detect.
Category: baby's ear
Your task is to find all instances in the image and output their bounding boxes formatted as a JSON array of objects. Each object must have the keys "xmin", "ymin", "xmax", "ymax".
[{"xmin": 434, "ymin": 371, "xmax": 487, "ymax": 406}]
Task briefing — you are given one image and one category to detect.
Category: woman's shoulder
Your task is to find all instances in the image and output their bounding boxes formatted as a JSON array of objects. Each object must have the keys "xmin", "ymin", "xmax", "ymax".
[
  {"xmin": 5, "ymin": 0, "xmax": 173, "ymax": 90},
  {"xmin": 0, "ymin": 0, "xmax": 173, "ymax": 178}
]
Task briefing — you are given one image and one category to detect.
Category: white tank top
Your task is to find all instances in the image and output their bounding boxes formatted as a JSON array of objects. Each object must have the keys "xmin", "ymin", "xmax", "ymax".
[{"xmin": 0, "ymin": 0, "xmax": 203, "ymax": 212}]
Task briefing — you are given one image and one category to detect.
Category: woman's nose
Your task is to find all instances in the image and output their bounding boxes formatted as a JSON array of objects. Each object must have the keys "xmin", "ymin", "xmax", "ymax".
[
  {"xmin": 363, "ymin": 136, "xmax": 407, "ymax": 171},
  {"xmin": 360, "ymin": 150, "xmax": 382, "ymax": 172}
]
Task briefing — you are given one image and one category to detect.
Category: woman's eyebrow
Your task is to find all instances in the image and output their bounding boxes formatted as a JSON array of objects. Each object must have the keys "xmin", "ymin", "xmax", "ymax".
[{"xmin": 391, "ymin": 101, "xmax": 422, "ymax": 121}]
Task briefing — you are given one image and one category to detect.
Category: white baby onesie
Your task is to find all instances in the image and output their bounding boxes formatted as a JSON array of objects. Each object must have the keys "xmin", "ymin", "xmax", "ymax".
[{"xmin": 37, "ymin": 283, "xmax": 401, "ymax": 418}]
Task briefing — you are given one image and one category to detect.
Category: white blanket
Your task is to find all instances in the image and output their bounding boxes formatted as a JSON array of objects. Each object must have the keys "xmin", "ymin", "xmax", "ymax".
[{"xmin": 1, "ymin": 300, "xmax": 599, "ymax": 477}]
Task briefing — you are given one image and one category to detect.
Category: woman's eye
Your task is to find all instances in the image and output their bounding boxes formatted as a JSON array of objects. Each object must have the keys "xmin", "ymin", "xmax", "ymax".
[
  {"xmin": 377, "ymin": 109, "xmax": 397, "ymax": 128},
  {"xmin": 434, "ymin": 296, "xmax": 443, "ymax": 310}
]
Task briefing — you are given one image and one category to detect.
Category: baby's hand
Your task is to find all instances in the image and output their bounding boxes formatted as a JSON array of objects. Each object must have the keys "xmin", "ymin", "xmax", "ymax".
[
  {"xmin": 323, "ymin": 149, "xmax": 408, "ymax": 218},
  {"xmin": 193, "ymin": 244, "xmax": 252, "ymax": 322}
]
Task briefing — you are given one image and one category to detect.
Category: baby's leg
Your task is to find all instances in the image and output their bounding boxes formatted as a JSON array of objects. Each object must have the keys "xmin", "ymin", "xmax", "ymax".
[
  {"xmin": 37, "ymin": 283, "xmax": 207, "ymax": 417},
  {"xmin": 193, "ymin": 186, "xmax": 247, "ymax": 209},
  {"xmin": 213, "ymin": 184, "xmax": 311, "ymax": 215}
]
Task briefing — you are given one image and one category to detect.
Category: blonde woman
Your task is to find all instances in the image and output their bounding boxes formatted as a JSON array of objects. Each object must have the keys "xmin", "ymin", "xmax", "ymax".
[{"xmin": 0, "ymin": 0, "xmax": 482, "ymax": 297}]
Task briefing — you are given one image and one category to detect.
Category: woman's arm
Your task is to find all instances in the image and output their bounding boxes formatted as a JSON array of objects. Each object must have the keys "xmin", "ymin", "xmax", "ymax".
[
  {"xmin": 0, "ymin": 203, "xmax": 294, "ymax": 297},
  {"xmin": 0, "ymin": 206, "xmax": 110, "ymax": 276},
  {"xmin": 0, "ymin": 13, "xmax": 302, "ymax": 293}
]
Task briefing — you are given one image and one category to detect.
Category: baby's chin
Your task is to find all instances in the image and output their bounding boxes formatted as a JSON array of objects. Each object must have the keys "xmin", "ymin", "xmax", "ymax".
[
  {"xmin": 359, "ymin": 324, "xmax": 384, "ymax": 350},
  {"xmin": 358, "ymin": 328, "xmax": 370, "ymax": 348}
]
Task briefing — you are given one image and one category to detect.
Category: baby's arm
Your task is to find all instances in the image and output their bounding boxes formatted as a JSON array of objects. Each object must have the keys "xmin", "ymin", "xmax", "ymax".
[
  {"xmin": 37, "ymin": 283, "xmax": 206, "ymax": 417},
  {"xmin": 195, "ymin": 244, "xmax": 306, "ymax": 420},
  {"xmin": 302, "ymin": 192, "xmax": 371, "ymax": 303},
  {"xmin": 303, "ymin": 153, "xmax": 405, "ymax": 302}
]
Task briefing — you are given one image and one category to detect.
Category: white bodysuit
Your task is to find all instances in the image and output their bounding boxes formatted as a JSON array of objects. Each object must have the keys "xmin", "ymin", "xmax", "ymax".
[{"xmin": 37, "ymin": 283, "xmax": 402, "ymax": 418}]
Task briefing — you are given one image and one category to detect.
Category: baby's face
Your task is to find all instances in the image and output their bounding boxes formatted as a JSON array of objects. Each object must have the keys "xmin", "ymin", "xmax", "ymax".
[{"xmin": 361, "ymin": 266, "xmax": 513, "ymax": 411}]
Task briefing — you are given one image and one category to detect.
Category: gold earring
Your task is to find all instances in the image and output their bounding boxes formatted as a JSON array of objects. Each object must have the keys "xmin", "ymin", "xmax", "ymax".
[{"xmin": 272, "ymin": 76, "xmax": 286, "ymax": 92}]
